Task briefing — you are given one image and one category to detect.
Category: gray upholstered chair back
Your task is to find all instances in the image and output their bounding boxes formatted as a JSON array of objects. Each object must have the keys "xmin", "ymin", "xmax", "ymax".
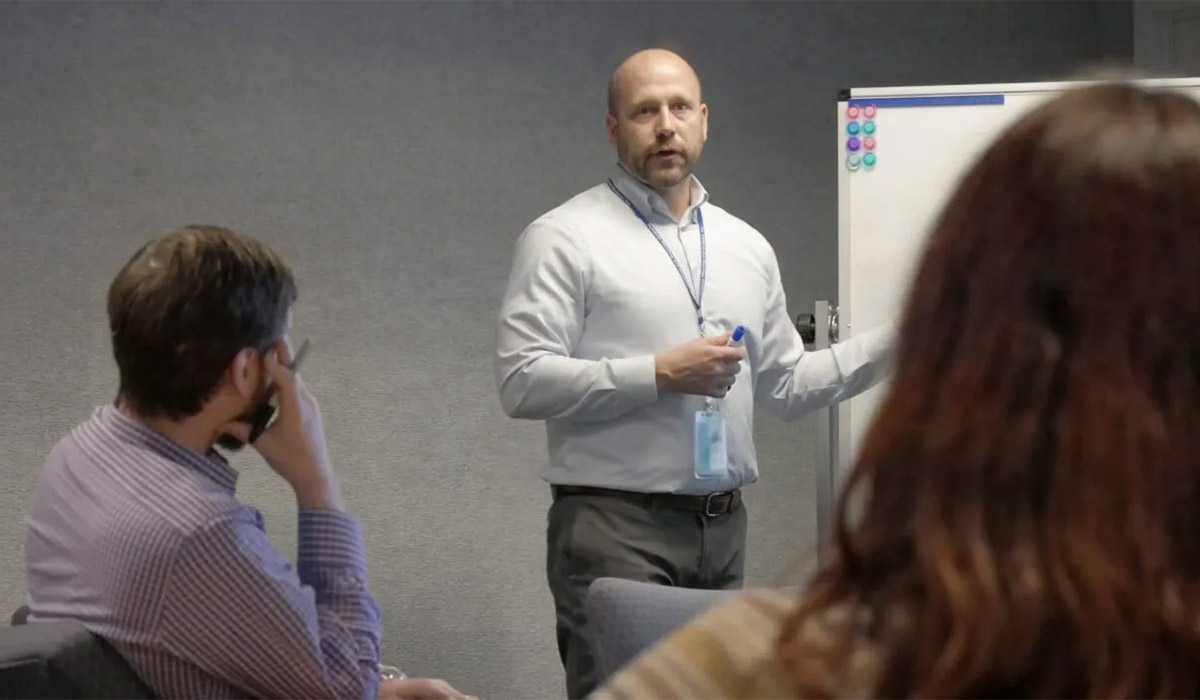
[{"xmin": 585, "ymin": 577, "xmax": 736, "ymax": 684}]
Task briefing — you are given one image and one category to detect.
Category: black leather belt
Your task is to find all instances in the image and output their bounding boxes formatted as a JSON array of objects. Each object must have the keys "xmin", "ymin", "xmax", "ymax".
[{"xmin": 552, "ymin": 485, "xmax": 742, "ymax": 518}]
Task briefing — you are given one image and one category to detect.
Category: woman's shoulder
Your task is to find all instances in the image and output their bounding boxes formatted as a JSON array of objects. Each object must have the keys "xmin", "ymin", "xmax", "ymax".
[{"xmin": 694, "ymin": 587, "xmax": 801, "ymax": 639}]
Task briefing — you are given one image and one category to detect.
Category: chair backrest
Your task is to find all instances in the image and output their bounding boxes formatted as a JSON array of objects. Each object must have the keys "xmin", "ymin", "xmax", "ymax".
[
  {"xmin": 585, "ymin": 577, "xmax": 736, "ymax": 684},
  {"xmin": 10, "ymin": 605, "xmax": 29, "ymax": 626},
  {"xmin": 0, "ymin": 616, "xmax": 156, "ymax": 699}
]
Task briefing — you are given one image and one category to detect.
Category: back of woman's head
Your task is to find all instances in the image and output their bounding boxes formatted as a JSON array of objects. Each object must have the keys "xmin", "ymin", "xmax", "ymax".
[{"xmin": 779, "ymin": 82, "xmax": 1200, "ymax": 698}]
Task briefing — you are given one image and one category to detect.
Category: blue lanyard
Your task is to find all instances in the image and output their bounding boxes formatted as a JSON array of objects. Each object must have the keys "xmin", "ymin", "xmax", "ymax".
[{"xmin": 606, "ymin": 179, "xmax": 706, "ymax": 330}]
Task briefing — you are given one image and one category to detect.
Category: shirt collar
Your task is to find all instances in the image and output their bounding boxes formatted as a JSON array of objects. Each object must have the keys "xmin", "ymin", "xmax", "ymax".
[
  {"xmin": 97, "ymin": 404, "xmax": 239, "ymax": 493},
  {"xmin": 609, "ymin": 162, "xmax": 710, "ymax": 225}
]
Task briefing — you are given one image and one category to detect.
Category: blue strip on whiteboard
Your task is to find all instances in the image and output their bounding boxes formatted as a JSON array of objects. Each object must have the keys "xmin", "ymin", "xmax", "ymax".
[{"xmin": 847, "ymin": 95, "xmax": 1005, "ymax": 108}]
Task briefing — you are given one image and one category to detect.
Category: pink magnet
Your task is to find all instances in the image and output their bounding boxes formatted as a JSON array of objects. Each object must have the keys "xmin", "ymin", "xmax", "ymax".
[
  {"xmin": 863, "ymin": 104, "xmax": 877, "ymax": 118},
  {"xmin": 846, "ymin": 105, "xmax": 860, "ymax": 119},
  {"xmin": 863, "ymin": 137, "xmax": 876, "ymax": 150}
]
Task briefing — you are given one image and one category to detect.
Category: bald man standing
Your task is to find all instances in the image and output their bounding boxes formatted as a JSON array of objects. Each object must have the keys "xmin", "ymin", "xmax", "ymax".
[{"xmin": 494, "ymin": 49, "xmax": 895, "ymax": 697}]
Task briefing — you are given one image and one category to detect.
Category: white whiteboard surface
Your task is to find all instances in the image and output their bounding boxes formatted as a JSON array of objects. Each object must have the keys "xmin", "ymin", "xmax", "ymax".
[{"xmin": 834, "ymin": 77, "xmax": 1200, "ymax": 475}]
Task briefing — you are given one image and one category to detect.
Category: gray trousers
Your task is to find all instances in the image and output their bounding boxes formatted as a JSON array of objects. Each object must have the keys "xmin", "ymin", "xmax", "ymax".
[{"xmin": 545, "ymin": 489, "xmax": 748, "ymax": 699}]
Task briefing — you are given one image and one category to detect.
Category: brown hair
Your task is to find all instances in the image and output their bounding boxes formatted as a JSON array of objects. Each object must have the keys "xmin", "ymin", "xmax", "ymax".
[
  {"xmin": 778, "ymin": 82, "xmax": 1200, "ymax": 697},
  {"xmin": 108, "ymin": 225, "xmax": 296, "ymax": 420}
]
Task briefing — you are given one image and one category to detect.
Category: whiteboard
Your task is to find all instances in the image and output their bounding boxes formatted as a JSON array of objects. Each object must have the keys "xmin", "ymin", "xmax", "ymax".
[{"xmin": 834, "ymin": 77, "xmax": 1200, "ymax": 475}]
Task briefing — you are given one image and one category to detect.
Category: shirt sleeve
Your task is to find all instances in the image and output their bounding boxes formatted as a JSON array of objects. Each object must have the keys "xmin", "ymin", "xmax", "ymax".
[
  {"xmin": 494, "ymin": 217, "xmax": 659, "ymax": 422},
  {"xmin": 753, "ymin": 246, "xmax": 896, "ymax": 421},
  {"xmin": 158, "ymin": 507, "xmax": 382, "ymax": 700}
]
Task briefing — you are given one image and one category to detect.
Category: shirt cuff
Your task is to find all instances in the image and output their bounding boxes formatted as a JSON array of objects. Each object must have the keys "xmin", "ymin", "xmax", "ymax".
[
  {"xmin": 297, "ymin": 509, "xmax": 368, "ymax": 587},
  {"xmin": 610, "ymin": 354, "xmax": 658, "ymax": 404}
]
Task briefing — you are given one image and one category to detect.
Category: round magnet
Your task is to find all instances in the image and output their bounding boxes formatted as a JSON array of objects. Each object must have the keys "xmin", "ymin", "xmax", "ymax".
[
  {"xmin": 864, "ymin": 104, "xmax": 877, "ymax": 118},
  {"xmin": 846, "ymin": 154, "xmax": 861, "ymax": 170},
  {"xmin": 847, "ymin": 106, "xmax": 860, "ymax": 119},
  {"xmin": 863, "ymin": 120, "xmax": 876, "ymax": 135},
  {"xmin": 846, "ymin": 137, "xmax": 861, "ymax": 151},
  {"xmin": 863, "ymin": 137, "xmax": 876, "ymax": 150},
  {"xmin": 863, "ymin": 152, "xmax": 877, "ymax": 167},
  {"xmin": 847, "ymin": 122, "xmax": 860, "ymax": 135}
]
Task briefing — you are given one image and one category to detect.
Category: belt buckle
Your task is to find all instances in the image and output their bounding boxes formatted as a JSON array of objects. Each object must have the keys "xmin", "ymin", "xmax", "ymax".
[{"xmin": 704, "ymin": 492, "xmax": 728, "ymax": 518}]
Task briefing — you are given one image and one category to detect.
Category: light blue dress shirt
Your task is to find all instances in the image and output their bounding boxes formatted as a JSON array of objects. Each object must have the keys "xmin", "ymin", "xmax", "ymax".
[{"xmin": 495, "ymin": 165, "xmax": 894, "ymax": 495}]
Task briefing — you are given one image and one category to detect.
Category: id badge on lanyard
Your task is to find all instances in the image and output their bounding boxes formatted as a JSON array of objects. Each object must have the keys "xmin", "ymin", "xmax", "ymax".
[
  {"xmin": 693, "ymin": 409, "xmax": 728, "ymax": 479},
  {"xmin": 695, "ymin": 324, "xmax": 743, "ymax": 479},
  {"xmin": 606, "ymin": 179, "xmax": 729, "ymax": 479}
]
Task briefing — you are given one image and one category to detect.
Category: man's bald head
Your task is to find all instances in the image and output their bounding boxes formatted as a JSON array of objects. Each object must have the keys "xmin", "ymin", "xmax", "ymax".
[
  {"xmin": 607, "ymin": 49, "xmax": 703, "ymax": 117},
  {"xmin": 604, "ymin": 48, "xmax": 709, "ymax": 196}
]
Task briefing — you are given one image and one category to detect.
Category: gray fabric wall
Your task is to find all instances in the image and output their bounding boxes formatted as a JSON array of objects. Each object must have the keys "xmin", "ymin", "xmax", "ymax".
[{"xmin": 0, "ymin": 1, "xmax": 1129, "ymax": 697}]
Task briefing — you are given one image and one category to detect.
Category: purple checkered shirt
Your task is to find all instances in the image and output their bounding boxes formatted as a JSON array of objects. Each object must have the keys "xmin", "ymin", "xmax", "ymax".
[{"xmin": 24, "ymin": 404, "xmax": 383, "ymax": 699}]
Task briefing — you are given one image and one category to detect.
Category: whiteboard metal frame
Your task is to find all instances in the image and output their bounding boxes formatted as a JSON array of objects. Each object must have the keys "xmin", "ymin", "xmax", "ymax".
[
  {"xmin": 833, "ymin": 94, "xmax": 855, "ymax": 514},
  {"xmin": 847, "ymin": 76, "xmax": 1200, "ymax": 98}
]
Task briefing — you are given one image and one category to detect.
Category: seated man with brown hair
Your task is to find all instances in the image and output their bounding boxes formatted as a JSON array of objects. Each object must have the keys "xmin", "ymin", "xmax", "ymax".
[{"xmin": 24, "ymin": 225, "xmax": 471, "ymax": 700}]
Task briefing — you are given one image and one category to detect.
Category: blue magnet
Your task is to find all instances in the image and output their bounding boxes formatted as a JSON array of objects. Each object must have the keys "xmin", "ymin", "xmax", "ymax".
[{"xmin": 847, "ymin": 122, "xmax": 860, "ymax": 135}]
